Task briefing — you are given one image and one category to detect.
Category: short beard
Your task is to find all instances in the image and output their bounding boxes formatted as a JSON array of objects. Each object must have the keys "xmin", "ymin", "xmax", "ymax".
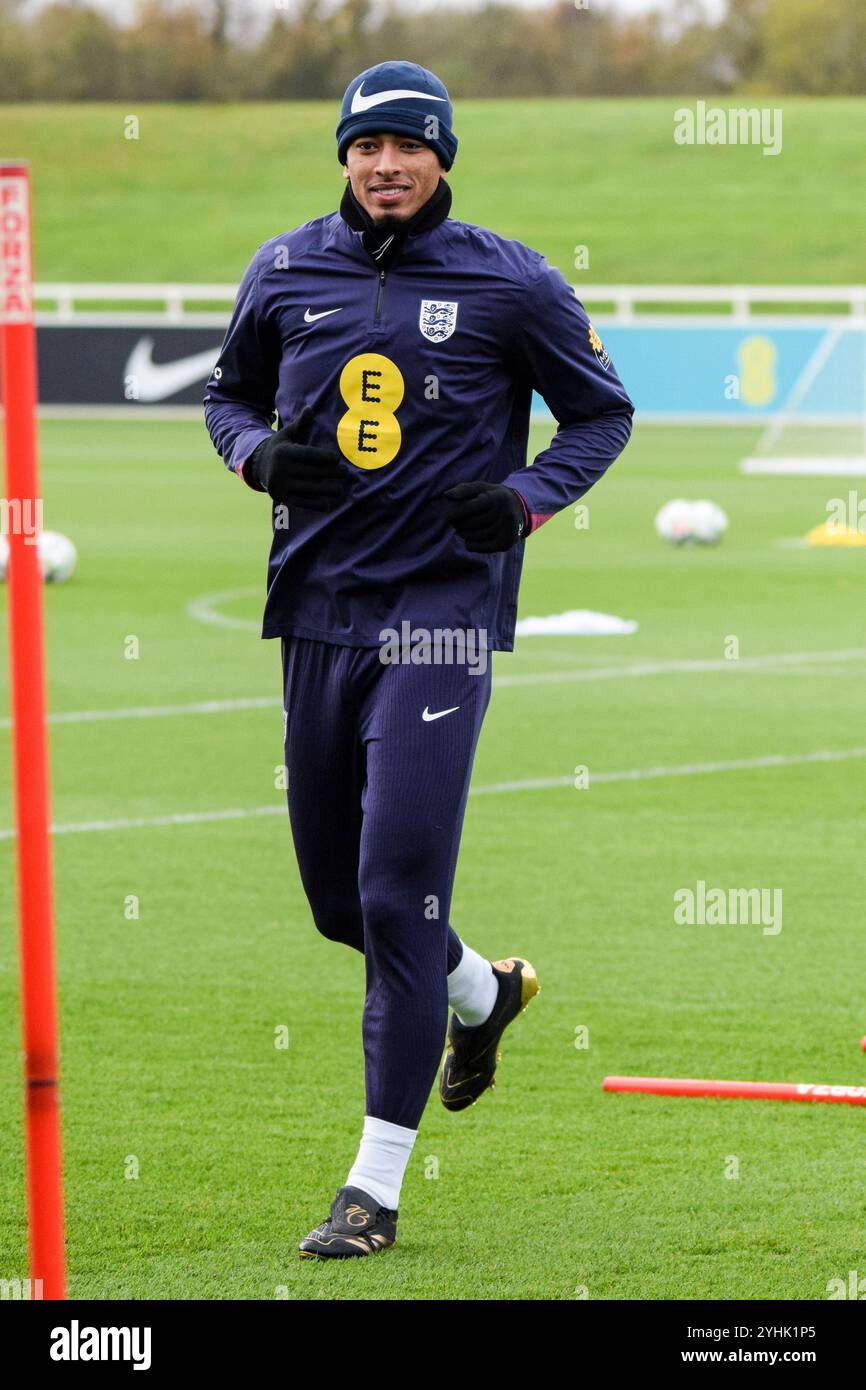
[{"xmin": 368, "ymin": 209, "xmax": 405, "ymax": 234}]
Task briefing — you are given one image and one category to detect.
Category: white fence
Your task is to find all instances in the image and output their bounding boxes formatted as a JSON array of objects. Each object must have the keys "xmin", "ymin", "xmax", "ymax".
[
  {"xmin": 573, "ymin": 286, "xmax": 866, "ymax": 324},
  {"xmin": 26, "ymin": 284, "xmax": 866, "ymax": 429},
  {"xmin": 35, "ymin": 284, "xmax": 237, "ymax": 327},
  {"xmin": 34, "ymin": 283, "xmax": 866, "ymax": 326}
]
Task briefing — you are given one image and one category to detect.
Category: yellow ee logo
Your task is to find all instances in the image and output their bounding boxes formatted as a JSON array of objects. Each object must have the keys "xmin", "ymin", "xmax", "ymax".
[
  {"xmin": 737, "ymin": 335, "xmax": 776, "ymax": 407},
  {"xmin": 337, "ymin": 352, "xmax": 404, "ymax": 469}
]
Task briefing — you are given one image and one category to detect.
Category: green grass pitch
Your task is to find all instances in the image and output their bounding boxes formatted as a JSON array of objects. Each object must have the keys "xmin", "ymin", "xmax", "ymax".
[
  {"xmin": 2, "ymin": 416, "xmax": 865, "ymax": 1299},
  {"xmin": 2, "ymin": 98, "xmax": 866, "ymax": 283},
  {"xmin": 1, "ymin": 96, "xmax": 865, "ymax": 1299}
]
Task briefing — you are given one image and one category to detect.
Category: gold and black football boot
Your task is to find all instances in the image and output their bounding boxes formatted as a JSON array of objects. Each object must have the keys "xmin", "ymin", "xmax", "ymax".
[
  {"xmin": 298, "ymin": 1186, "xmax": 397, "ymax": 1259},
  {"xmin": 439, "ymin": 956, "xmax": 540, "ymax": 1112}
]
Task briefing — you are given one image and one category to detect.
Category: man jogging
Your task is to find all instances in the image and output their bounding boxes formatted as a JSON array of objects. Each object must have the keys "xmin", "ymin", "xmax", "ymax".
[{"xmin": 204, "ymin": 59, "xmax": 633, "ymax": 1259}]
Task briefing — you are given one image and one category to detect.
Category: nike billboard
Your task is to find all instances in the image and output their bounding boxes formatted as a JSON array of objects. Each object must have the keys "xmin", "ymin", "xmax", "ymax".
[
  {"xmin": 36, "ymin": 326, "xmax": 223, "ymax": 405},
  {"xmin": 41, "ymin": 319, "xmax": 821, "ymax": 422}
]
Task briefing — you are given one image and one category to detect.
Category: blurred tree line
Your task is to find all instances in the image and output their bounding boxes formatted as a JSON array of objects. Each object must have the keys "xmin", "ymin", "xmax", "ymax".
[{"xmin": 0, "ymin": 0, "xmax": 864, "ymax": 101}]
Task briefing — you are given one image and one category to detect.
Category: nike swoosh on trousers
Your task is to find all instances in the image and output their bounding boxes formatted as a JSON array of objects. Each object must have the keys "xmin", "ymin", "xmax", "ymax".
[{"xmin": 422, "ymin": 706, "xmax": 460, "ymax": 722}]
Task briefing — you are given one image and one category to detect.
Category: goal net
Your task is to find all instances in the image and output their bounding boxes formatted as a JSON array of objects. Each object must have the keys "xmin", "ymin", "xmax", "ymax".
[{"xmin": 739, "ymin": 324, "xmax": 866, "ymax": 477}]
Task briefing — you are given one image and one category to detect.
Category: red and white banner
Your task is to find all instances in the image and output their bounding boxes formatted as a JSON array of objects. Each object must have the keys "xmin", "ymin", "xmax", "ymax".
[{"xmin": 1, "ymin": 163, "xmax": 34, "ymax": 324}]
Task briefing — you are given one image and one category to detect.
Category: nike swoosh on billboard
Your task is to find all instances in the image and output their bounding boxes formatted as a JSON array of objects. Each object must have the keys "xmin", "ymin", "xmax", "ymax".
[{"xmin": 124, "ymin": 337, "xmax": 221, "ymax": 402}]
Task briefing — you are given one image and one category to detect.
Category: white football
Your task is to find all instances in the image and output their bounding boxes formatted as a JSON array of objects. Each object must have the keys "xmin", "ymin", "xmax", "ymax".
[
  {"xmin": 655, "ymin": 499, "xmax": 695, "ymax": 545},
  {"xmin": 37, "ymin": 531, "xmax": 77, "ymax": 583},
  {"xmin": 690, "ymin": 499, "xmax": 728, "ymax": 545},
  {"xmin": 0, "ymin": 533, "xmax": 8, "ymax": 581},
  {"xmin": 655, "ymin": 499, "xmax": 728, "ymax": 546}
]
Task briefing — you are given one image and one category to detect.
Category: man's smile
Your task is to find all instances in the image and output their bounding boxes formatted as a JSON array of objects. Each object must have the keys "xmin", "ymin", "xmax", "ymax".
[{"xmin": 368, "ymin": 181, "xmax": 412, "ymax": 205}]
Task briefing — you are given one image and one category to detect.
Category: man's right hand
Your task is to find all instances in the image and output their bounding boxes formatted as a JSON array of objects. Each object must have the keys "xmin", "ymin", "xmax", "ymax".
[{"xmin": 244, "ymin": 406, "xmax": 349, "ymax": 511}]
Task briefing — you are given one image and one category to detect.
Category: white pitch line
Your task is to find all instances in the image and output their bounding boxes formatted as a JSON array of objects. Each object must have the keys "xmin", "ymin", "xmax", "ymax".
[
  {"xmin": 48, "ymin": 696, "xmax": 280, "ymax": 727},
  {"xmin": 186, "ymin": 588, "xmax": 260, "ymax": 632},
  {"xmin": 0, "ymin": 695, "xmax": 283, "ymax": 731},
  {"xmin": 494, "ymin": 647, "xmax": 866, "ymax": 687},
  {"xmin": 471, "ymin": 746, "xmax": 866, "ymax": 795},
  {"xmin": 1, "ymin": 746, "xmax": 864, "ymax": 842},
  {"xmin": 741, "ymin": 458, "xmax": 866, "ymax": 476},
  {"xmin": 2, "ymin": 646, "xmax": 864, "ymax": 732},
  {"xmin": 0, "ymin": 804, "xmax": 289, "ymax": 840}
]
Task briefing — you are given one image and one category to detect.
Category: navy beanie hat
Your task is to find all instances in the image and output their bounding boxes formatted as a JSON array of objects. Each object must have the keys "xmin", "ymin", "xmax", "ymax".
[{"xmin": 336, "ymin": 60, "xmax": 458, "ymax": 170}]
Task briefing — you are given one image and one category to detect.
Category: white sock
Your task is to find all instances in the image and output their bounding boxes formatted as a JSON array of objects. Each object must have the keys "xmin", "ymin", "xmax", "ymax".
[
  {"xmin": 345, "ymin": 1115, "xmax": 417, "ymax": 1211},
  {"xmin": 447, "ymin": 943, "xmax": 498, "ymax": 1026}
]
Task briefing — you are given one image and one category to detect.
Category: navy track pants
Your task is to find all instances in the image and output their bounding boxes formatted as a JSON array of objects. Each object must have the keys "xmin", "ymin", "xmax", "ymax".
[{"xmin": 281, "ymin": 635, "xmax": 493, "ymax": 1129}]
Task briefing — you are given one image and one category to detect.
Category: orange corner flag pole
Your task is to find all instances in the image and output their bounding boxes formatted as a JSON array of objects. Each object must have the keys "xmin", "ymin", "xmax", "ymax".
[
  {"xmin": 1, "ymin": 160, "xmax": 66, "ymax": 1299},
  {"xmin": 603, "ymin": 1076, "xmax": 866, "ymax": 1106}
]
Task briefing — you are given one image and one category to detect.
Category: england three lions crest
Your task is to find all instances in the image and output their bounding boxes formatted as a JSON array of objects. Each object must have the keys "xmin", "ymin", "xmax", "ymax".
[{"xmin": 419, "ymin": 300, "xmax": 459, "ymax": 343}]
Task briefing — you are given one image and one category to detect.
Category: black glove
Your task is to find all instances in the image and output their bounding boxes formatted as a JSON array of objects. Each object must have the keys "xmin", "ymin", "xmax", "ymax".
[
  {"xmin": 245, "ymin": 406, "xmax": 348, "ymax": 511},
  {"xmin": 444, "ymin": 481, "xmax": 526, "ymax": 553}
]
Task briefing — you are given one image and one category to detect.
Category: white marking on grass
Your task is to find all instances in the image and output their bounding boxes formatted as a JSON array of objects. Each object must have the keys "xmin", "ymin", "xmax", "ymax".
[
  {"xmin": 0, "ymin": 805, "xmax": 283, "ymax": 841},
  {"xmin": 2, "ymin": 645, "xmax": 864, "ymax": 732},
  {"xmin": 472, "ymin": 746, "xmax": 866, "ymax": 794},
  {"xmin": 1, "ymin": 746, "xmax": 864, "ymax": 841},
  {"xmin": 494, "ymin": 646, "xmax": 866, "ymax": 687},
  {"xmin": 186, "ymin": 587, "xmax": 260, "ymax": 631},
  {"xmin": 515, "ymin": 609, "xmax": 638, "ymax": 636},
  {"xmin": 50, "ymin": 696, "xmax": 280, "ymax": 727},
  {"xmin": 741, "ymin": 458, "xmax": 866, "ymax": 476}
]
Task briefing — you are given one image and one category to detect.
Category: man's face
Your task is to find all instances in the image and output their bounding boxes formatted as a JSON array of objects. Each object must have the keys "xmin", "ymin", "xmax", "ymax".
[{"xmin": 344, "ymin": 133, "xmax": 443, "ymax": 226}]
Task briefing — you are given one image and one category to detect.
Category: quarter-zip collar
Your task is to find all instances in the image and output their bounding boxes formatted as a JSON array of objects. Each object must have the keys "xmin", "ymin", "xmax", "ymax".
[{"xmin": 338, "ymin": 177, "xmax": 452, "ymax": 272}]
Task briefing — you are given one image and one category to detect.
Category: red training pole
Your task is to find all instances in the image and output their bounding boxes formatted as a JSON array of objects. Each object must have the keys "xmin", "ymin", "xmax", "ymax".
[
  {"xmin": 1, "ymin": 160, "xmax": 66, "ymax": 1300},
  {"xmin": 603, "ymin": 1075, "xmax": 866, "ymax": 1106}
]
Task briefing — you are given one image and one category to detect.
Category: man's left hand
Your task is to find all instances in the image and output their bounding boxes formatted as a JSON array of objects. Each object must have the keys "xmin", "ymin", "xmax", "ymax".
[{"xmin": 444, "ymin": 482, "xmax": 526, "ymax": 553}]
